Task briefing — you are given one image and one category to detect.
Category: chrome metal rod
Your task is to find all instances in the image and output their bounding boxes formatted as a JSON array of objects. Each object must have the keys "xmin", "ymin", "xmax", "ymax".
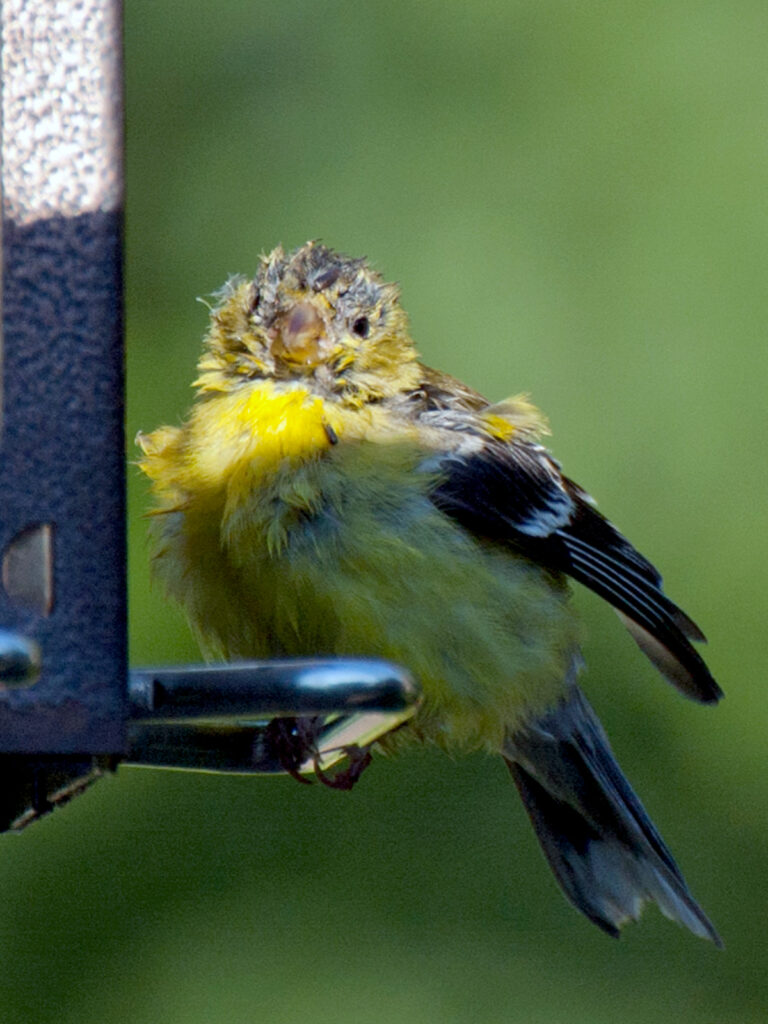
[
  {"xmin": 126, "ymin": 658, "xmax": 420, "ymax": 775},
  {"xmin": 128, "ymin": 658, "xmax": 419, "ymax": 723}
]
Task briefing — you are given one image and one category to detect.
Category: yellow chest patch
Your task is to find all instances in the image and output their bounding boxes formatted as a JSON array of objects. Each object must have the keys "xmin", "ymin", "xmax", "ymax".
[
  {"xmin": 138, "ymin": 379, "xmax": 415, "ymax": 520},
  {"xmin": 186, "ymin": 382, "xmax": 339, "ymax": 491}
]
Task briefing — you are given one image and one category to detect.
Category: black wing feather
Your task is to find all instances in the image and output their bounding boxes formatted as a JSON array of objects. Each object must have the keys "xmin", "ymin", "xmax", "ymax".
[{"xmin": 430, "ymin": 441, "xmax": 721, "ymax": 704}]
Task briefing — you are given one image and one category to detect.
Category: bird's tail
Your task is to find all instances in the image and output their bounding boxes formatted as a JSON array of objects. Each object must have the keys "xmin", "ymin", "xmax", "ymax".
[{"xmin": 503, "ymin": 683, "xmax": 721, "ymax": 945}]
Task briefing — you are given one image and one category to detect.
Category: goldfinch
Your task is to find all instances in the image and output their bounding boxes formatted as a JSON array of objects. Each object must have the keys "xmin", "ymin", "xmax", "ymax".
[{"xmin": 138, "ymin": 241, "xmax": 721, "ymax": 944}]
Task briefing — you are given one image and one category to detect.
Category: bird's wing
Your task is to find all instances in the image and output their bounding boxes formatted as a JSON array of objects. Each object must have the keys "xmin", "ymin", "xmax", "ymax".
[{"xmin": 424, "ymin": 409, "xmax": 721, "ymax": 704}]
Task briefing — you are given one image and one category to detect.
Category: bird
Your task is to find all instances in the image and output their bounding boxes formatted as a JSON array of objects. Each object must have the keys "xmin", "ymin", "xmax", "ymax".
[{"xmin": 138, "ymin": 240, "xmax": 722, "ymax": 944}]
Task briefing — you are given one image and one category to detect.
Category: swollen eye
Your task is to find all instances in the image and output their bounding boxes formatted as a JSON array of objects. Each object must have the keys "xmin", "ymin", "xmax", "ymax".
[{"xmin": 352, "ymin": 316, "xmax": 370, "ymax": 338}]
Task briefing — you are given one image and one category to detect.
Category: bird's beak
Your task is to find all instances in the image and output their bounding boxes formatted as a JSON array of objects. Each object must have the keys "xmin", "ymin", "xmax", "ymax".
[{"xmin": 272, "ymin": 301, "xmax": 329, "ymax": 368}]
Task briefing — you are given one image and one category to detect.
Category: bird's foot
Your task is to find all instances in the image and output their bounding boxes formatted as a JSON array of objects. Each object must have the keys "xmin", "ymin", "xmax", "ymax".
[
  {"xmin": 264, "ymin": 715, "xmax": 321, "ymax": 784},
  {"xmin": 313, "ymin": 744, "xmax": 373, "ymax": 790}
]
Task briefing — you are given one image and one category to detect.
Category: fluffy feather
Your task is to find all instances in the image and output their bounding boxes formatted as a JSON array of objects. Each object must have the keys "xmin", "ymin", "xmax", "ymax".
[{"xmin": 139, "ymin": 241, "xmax": 721, "ymax": 942}]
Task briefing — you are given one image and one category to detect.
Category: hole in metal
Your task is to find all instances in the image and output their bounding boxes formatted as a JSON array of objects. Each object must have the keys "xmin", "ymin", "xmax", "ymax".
[{"xmin": 2, "ymin": 523, "xmax": 55, "ymax": 615}]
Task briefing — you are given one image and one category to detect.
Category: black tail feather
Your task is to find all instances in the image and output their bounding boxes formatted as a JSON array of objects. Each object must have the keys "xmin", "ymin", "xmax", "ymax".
[{"xmin": 504, "ymin": 686, "xmax": 721, "ymax": 945}]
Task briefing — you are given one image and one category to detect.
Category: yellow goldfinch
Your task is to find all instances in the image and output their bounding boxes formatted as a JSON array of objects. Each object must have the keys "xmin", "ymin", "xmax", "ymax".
[{"xmin": 138, "ymin": 241, "xmax": 721, "ymax": 944}]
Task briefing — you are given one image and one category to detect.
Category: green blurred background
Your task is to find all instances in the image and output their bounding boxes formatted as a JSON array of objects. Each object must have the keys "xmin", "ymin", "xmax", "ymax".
[{"xmin": 3, "ymin": 1, "xmax": 768, "ymax": 1020}]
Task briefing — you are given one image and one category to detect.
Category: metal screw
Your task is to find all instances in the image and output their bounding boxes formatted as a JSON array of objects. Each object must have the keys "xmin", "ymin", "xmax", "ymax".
[{"xmin": 0, "ymin": 629, "xmax": 41, "ymax": 687}]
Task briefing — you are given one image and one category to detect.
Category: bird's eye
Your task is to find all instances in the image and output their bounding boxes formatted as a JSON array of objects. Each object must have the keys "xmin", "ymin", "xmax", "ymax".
[{"xmin": 352, "ymin": 316, "xmax": 370, "ymax": 338}]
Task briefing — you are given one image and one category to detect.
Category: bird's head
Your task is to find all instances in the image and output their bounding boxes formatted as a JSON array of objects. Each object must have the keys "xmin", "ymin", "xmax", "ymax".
[{"xmin": 196, "ymin": 242, "xmax": 421, "ymax": 404}]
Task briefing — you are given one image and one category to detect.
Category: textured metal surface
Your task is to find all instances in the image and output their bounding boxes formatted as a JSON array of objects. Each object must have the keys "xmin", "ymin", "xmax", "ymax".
[
  {"xmin": 2, "ymin": 0, "xmax": 122, "ymax": 227},
  {"xmin": 0, "ymin": 0, "xmax": 126, "ymax": 752}
]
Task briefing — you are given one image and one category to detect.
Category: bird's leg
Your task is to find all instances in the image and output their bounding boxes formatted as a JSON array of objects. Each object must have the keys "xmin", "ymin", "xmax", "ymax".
[
  {"xmin": 263, "ymin": 715, "xmax": 322, "ymax": 785},
  {"xmin": 313, "ymin": 744, "xmax": 373, "ymax": 791}
]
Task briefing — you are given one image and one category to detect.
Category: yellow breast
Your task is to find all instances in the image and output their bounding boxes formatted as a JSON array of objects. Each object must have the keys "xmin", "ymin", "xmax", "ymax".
[
  {"xmin": 192, "ymin": 382, "xmax": 335, "ymax": 485},
  {"xmin": 138, "ymin": 380, "xmax": 344, "ymax": 507}
]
